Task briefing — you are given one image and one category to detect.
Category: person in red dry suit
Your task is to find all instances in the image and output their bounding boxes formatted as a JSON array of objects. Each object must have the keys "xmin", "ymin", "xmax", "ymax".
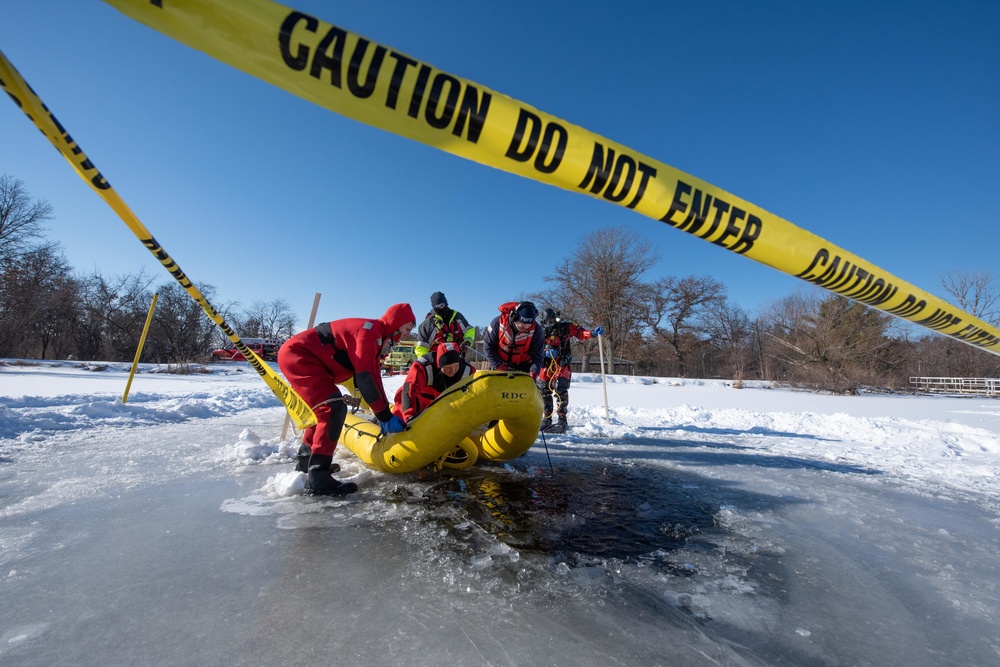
[
  {"xmin": 536, "ymin": 307, "xmax": 604, "ymax": 432},
  {"xmin": 393, "ymin": 342, "xmax": 476, "ymax": 423},
  {"xmin": 277, "ymin": 303, "xmax": 415, "ymax": 495}
]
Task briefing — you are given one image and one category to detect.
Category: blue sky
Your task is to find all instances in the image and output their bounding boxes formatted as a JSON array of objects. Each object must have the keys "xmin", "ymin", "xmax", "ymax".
[{"xmin": 2, "ymin": 1, "xmax": 998, "ymax": 332}]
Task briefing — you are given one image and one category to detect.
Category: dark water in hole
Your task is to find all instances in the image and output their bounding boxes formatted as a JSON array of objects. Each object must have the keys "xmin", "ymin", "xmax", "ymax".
[{"xmin": 413, "ymin": 462, "xmax": 723, "ymax": 571}]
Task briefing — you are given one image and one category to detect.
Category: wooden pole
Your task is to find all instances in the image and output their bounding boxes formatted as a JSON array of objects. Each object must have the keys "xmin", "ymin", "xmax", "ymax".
[
  {"xmin": 597, "ymin": 333, "xmax": 610, "ymax": 423},
  {"xmin": 280, "ymin": 292, "xmax": 322, "ymax": 440}
]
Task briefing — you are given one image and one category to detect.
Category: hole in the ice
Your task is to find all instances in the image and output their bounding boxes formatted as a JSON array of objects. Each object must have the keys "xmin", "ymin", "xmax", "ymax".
[{"xmin": 419, "ymin": 462, "xmax": 720, "ymax": 570}]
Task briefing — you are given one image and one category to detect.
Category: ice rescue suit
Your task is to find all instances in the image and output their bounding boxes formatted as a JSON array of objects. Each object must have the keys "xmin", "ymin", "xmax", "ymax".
[
  {"xmin": 414, "ymin": 291, "xmax": 475, "ymax": 357},
  {"xmin": 278, "ymin": 303, "xmax": 415, "ymax": 456},
  {"xmin": 393, "ymin": 342, "xmax": 475, "ymax": 422},
  {"xmin": 538, "ymin": 319, "xmax": 594, "ymax": 421}
]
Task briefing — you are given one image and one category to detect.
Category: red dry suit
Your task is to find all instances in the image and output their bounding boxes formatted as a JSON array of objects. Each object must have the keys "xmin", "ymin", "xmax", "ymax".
[
  {"xmin": 278, "ymin": 303, "xmax": 415, "ymax": 456},
  {"xmin": 537, "ymin": 319, "xmax": 594, "ymax": 421},
  {"xmin": 393, "ymin": 342, "xmax": 475, "ymax": 422},
  {"xmin": 537, "ymin": 321, "xmax": 593, "ymax": 383}
]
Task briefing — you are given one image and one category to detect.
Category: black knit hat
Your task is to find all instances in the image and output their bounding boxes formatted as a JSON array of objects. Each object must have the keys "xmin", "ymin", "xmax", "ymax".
[
  {"xmin": 514, "ymin": 301, "xmax": 537, "ymax": 323},
  {"xmin": 430, "ymin": 291, "xmax": 449, "ymax": 311},
  {"xmin": 436, "ymin": 342, "xmax": 462, "ymax": 367}
]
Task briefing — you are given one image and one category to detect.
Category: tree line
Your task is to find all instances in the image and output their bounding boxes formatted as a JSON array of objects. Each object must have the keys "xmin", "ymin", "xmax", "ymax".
[
  {"xmin": 527, "ymin": 226, "xmax": 1000, "ymax": 392},
  {"xmin": 4, "ymin": 174, "xmax": 1000, "ymax": 390},
  {"xmin": 0, "ymin": 174, "xmax": 296, "ymax": 363}
]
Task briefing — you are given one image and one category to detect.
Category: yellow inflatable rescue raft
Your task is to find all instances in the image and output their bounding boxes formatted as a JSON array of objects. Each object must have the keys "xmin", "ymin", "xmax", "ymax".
[{"xmin": 339, "ymin": 371, "xmax": 543, "ymax": 473}]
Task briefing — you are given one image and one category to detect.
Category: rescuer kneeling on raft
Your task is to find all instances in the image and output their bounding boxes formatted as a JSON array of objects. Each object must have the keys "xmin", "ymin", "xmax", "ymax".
[{"xmin": 393, "ymin": 341, "xmax": 476, "ymax": 422}]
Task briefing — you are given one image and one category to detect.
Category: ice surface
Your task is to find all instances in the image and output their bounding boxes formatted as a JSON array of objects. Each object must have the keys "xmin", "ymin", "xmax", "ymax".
[{"xmin": 2, "ymin": 361, "xmax": 1000, "ymax": 665}]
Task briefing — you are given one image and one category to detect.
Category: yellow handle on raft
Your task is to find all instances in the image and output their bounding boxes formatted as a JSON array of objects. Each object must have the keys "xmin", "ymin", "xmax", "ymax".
[{"xmin": 435, "ymin": 438, "xmax": 479, "ymax": 471}]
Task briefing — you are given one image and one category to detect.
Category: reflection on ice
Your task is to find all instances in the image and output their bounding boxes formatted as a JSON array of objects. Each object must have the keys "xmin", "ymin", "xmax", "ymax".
[
  {"xmin": 420, "ymin": 464, "xmax": 721, "ymax": 563},
  {"xmin": 231, "ymin": 457, "xmax": 788, "ymax": 628}
]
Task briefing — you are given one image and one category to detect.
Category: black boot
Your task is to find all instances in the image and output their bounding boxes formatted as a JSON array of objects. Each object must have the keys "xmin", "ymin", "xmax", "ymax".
[
  {"xmin": 295, "ymin": 442, "xmax": 311, "ymax": 473},
  {"xmin": 548, "ymin": 416, "xmax": 568, "ymax": 434},
  {"xmin": 296, "ymin": 443, "xmax": 339, "ymax": 473},
  {"xmin": 540, "ymin": 415, "xmax": 552, "ymax": 431},
  {"xmin": 305, "ymin": 454, "xmax": 357, "ymax": 496}
]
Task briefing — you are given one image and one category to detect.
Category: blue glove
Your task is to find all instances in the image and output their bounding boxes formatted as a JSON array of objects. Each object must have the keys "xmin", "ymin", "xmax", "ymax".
[
  {"xmin": 544, "ymin": 348, "xmax": 559, "ymax": 359},
  {"xmin": 592, "ymin": 326, "xmax": 605, "ymax": 336},
  {"xmin": 379, "ymin": 415, "xmax": 406, "ymax": 434}
]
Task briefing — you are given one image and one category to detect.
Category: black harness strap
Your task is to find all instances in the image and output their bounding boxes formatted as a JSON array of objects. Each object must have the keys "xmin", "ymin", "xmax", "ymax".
[{"xmin": 315, "ymin": 321, "xmax": 355, "ymax": 372}]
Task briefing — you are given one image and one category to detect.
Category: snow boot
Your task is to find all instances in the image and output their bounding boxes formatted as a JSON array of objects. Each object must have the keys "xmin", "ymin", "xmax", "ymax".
[
  {"xmin": 548, "ymin": 417, "xmax": 568, "ymax": 434},
  {"xmin": 540, "ymin": 415, "xmax": 553, "ymax": 432},
  {"xmin": 305, "ymin": 454, "xmax": 356, "ymax": 496},
  {"xmin": 294, "ymin": 442, "xmax": 311, "ymax": 473},
  {"xmin": 296, "ymin": 443, "xmax": 339, "ymax": 474}
]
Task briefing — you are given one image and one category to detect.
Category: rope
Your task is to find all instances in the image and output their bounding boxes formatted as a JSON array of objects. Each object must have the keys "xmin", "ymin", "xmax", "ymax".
[
  {"xmin": 340, "ymin": 420, "xmax": 374, "ymax": 439},
  {"xmin": 544, "ymin": 356, "xmax": 565, "ymax": 416}
]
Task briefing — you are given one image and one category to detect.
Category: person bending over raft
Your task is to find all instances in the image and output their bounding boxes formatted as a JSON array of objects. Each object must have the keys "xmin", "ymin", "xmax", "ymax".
[{"xmin": 278, "ymin": 303, "xmax": 416, "ymax": 495}]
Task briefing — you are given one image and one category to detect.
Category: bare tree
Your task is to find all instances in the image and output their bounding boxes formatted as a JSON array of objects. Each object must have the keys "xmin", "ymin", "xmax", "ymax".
[
  {"xmin": 207, "ymin": 299, "xmax": 245, "ymax": 349},
  {"xmin": 752, "ymin": 317, "xmax": 778, "ymax": 381},
  {"xmin": 906, "ymin": 333, "xmax": 1000, "ymax": 379},
  {"xmin": 643, "ymin": 275, "xmax": 726, "ymax": 377},
  {"xmin": 240, "ymin": 298, "xmax": 297, "ymax": 339},
  {"xmin": 29, "ymin": 260, "xmax": 80, "ymax": 360},
  {"xmin": 888, "ymin": 270, "xmax": 1000, "ymax": 381},
  {"xmin": 148, "ymin": 281, "xmax": 219, "ymax": 361},
  {"xmin": 704, "ymin": 299, "xmax": 754, "ymax": 384},
  {"xmin": 73, "ymin": 269, "xmax": 156, "ymax": 360},
  {"xmin": 940, "ymin": 270, "xmax": 1000, "ymax": 326},
  {"xmin": 543, "ymin": 226, "xmax": 659, "ymax": 372},
  {"xmin": 0, "ymin": 174, "xmax": 53, "ymax": 261},
  {"xmin": 0, "ymin": 244, "xmax": 76, "ymax": 358},
  {"xmin": 763, "ymin": 291, "xmax": 900, "ymax": 392},
  {"xmin": 624, "ymin": 336, "xmax": 672, "ymax": 376}
]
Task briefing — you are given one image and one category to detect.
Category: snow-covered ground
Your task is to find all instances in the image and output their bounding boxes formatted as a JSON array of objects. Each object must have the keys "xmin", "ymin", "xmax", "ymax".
[{"xmin": 2, "ymin": 360, "xmax": 999, "ymax": 665}]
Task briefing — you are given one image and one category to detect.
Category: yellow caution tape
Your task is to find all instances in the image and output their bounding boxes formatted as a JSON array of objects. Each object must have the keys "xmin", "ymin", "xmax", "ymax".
[
  {"xmin": 98, "ymin": 0, "xmax": 1000, "ymax": 354},
  {"xmin": 0, "ymin": 49, "xmax": 317, "ymax": 429},
  {"xmin": 16, "ymin": 0, "xmax": 1000, "ymax": 356}
]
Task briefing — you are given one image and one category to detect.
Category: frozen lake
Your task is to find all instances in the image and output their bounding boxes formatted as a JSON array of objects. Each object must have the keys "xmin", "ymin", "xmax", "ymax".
[
  {"xmin": 4, "ymin": 416, "xmax": 999, "ymax": 666},
  {"xmin": 3, "ymin": 364, "xmax": 1000, "ymax": 665}
]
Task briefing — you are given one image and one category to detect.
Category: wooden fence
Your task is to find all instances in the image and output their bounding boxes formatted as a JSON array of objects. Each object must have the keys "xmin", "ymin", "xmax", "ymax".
[{"xmin": 909, "ymin": 377, "xmax": 1000, "ymax": 397}]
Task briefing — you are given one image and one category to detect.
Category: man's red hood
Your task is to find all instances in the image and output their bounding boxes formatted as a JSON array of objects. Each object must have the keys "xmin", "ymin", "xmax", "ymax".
[{"xmin": 381, "ymin": 303, "xmax": 416, "ymax": 334}]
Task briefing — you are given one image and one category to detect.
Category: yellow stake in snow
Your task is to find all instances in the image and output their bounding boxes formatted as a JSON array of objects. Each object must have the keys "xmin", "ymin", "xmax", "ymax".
[{"xmin": 123, "ymin": 293, "xmax": 158, "ymax": 404}]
